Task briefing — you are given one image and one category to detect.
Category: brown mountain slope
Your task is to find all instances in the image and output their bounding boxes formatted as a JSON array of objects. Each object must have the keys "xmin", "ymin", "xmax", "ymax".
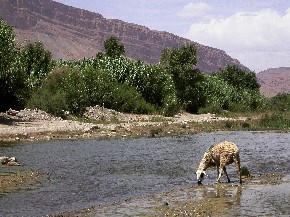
[
  {"xmin": 257, "ymin": 67, "xmax": 290, "ymax": 97},
  {"xmin": 0, "ymin": 0, "xmax": 247, "ymax": 73}
]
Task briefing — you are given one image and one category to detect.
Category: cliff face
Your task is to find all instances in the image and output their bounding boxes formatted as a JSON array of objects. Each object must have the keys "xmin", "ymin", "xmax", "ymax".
[{"xmin": 1, "ymin": 0, "xmax": 246, "ymax": 73}]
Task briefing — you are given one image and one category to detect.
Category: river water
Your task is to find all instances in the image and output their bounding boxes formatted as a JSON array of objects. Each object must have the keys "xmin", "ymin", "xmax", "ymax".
[{"xmin": 0, "ymin": 131, "xmax": 290, "ymax": 216}]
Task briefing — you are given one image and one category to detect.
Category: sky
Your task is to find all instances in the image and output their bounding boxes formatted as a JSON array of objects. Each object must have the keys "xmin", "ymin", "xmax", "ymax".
[{"xmin": 55, "ymin": 0, "xmax": 290, "ymax": 72}]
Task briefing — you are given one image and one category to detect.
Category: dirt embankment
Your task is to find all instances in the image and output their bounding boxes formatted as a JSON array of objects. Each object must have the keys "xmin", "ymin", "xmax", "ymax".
[{"xmin": 0, "ymin": 107, "xmax": 246, "ymax": 142}]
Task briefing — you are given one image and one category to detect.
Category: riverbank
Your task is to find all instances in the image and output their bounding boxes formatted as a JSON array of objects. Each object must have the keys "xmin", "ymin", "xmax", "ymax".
[{"xmin": 0, "ymin": 108, "xmax": 247, "ymax": 142}]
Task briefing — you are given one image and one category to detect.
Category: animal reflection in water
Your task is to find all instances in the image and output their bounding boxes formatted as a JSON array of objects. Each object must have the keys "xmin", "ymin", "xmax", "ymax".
[
  {"xmin": 0, "ymin": 156, "xmax": 21, "ymax": 166},
  {"xmin": 196, "ymin": 141, "xmax": 242, "ymax": 184},
  {"xmin": 196, "ymin": 184, "xmax": 242, "ymax": 209}
]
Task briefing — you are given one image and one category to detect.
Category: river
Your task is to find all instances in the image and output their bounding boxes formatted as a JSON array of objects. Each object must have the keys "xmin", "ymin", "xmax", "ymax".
[{"xmin": 1, "ymin": 131, "xmax": 290, "ymax": 216}]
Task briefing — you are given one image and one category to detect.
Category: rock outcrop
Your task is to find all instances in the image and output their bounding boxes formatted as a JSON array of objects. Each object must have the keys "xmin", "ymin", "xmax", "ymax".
[{"xmin": 0, "ymin": 0, "xmax": 247, "ymax": 73}]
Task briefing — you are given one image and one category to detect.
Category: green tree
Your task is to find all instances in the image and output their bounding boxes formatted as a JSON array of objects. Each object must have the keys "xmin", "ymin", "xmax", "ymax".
[
  {"xmin": 160, "ymin": 43, "xmax": 197, "ymax": 68},
  {"xmin": 0, "ymin": 19, "xmax": 26, "ymax": 111},
  {"xmin": 20, "ymin": 41, "xmax": 52, "ymax": 89},
  {"xmin": 216, "ymin": 65, "xmax": 260, "ymax": 91},
  {"xmin": 104, "ymin": 36, "xmax": 125, "ymax": 57},
  {"xmin": 160, "ymin": 43, "xmax": 204, "ymax": 113}
]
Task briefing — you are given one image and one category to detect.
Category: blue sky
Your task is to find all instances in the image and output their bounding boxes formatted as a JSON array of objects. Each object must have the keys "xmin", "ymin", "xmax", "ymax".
[{"xmin": 55, "ymin": 0, "xmax": 290, "ymax": 72}]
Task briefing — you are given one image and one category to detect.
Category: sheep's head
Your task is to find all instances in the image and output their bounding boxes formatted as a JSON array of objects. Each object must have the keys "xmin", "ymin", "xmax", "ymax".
[{"xmin": 196, "ymin": 170, "xmax": 206, "ymax": 184}]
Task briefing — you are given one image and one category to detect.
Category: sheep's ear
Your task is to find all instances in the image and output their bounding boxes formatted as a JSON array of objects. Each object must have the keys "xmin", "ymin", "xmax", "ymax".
[{"xmin": 203, "ymin": 171, "xmax": 207, "ymax": 176}]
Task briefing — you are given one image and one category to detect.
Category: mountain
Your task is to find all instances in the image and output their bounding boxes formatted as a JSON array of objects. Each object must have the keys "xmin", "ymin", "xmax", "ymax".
[
  {"xmin": 0, "ymin": 0, "xmax": 247, "ymax": 73},
  {"xmin": 257, "ymin": 67, "xmax": 290, "ymax": 97}
]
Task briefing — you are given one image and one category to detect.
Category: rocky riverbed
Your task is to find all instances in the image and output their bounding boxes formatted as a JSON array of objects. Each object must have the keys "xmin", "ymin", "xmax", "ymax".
[
  {"xmin": 0, "ymin": 107, "xmax": 246, "ymax": 142},
  {"xmin": 50, "ymin": 173, "xmax": 289, "ymax": 217}
]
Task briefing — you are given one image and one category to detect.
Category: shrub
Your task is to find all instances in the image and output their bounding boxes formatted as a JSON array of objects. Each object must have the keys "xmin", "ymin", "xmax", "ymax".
[
  {"xmin": 259, "ymin": 113, "xmax": 290, "ymax": 130},
  {"xmin": 54, "ymin": 56, "xmax": 178, "ymax": 115},
  {"xmin": 198, "ymin": 103, "xmax": 224, "ymax": 114},
  {"xmin": 197, "ymin": 74, "xmax": 265, "ymax": 113},
  {"xmin": 240, "ymin": 166, "xmax": 251, "ymax": 177},
  {"xmin": 27, "ymin": 67, "xmax": 69, "ymax": 117},
  {"xmin": 198, "ymin": 75, "xmax": 235, "ymax": 111},
  {"xmin": 268, "ymin": 93, "xmax": 290, "ymax": 112},
  {"xmin": 102, "ymin": 83, "xmax": 156, "ymax": 114},
  {"xmin": 28, "ymin": 67, "xmax": 156, "ymax": 116}
]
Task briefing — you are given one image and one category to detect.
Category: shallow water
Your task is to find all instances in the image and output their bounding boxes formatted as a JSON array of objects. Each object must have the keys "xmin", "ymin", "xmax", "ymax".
[{"xmin": 0, "ymin": 131, "xmax": 290, "ymax": 216}]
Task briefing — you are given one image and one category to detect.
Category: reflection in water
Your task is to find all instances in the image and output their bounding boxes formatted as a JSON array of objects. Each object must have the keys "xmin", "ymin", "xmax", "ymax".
[
  {"xmin": 0, "ymin": 132, "xmax": 290, "ymax": 216},
  {"xmin": 195, "ymin": 184, "xmax": 243, "ymax": 215},
  {"xmin": 199, "ymin": 184, "xmax": 242, "ymax": 202}
]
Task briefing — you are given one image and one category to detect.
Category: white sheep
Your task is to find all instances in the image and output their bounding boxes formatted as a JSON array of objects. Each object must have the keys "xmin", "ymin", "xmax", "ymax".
[{"xmin": 196, "ymin": 141, "xmax": 242, "ymax": 184}]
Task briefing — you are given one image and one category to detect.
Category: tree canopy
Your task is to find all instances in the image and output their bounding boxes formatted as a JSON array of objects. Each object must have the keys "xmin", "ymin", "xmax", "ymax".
[
  {"xmin": 215, "ymin": 65, "xmax": 260, "ymax": 91},
  {"xmin": 104, "ymin": 36, "xmax": 125, "ymax": 58},
  {"xmin": 160, "ymin": 43, "xmax": 203, "ymax": 113},
  {"xmin": 20, "ymin": 41, "xmax": 52, "ymax": 89},
  {"xmin": 0, "ymin": 19, "xmax": 26, "ymax": 111},
  {"xmin": 160, "ymin": 43, "xmax": 197, "ymax": 68}
]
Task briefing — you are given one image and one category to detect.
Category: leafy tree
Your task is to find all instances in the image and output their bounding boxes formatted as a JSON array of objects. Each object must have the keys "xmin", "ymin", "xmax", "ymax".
[
  {"xmin": 160, "ymin": 43, "xmax": 204, "ymax": 113},
  {"xmin": 104, "ymin": 36, "xmax": 125, "ymax": 57},
  {"xmin": 215, "ymin": 65, "xmax": 260, "ymax": 91},
  {"xmin": 20, "ymin": 41, "xmax": 52, "ymax": 89},
  {"xmin": 160, "ymin": 43, "xmax": 197, "ymax": 68},
  {"xmin": 0, "ymin": 19, "xmax": 26, "ymax": 111}
]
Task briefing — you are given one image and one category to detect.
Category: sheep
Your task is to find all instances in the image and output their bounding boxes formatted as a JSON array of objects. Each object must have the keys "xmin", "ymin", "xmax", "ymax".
[{"xmin": 196, "ymin": 141, "xmax": 242, "ymax": 184}]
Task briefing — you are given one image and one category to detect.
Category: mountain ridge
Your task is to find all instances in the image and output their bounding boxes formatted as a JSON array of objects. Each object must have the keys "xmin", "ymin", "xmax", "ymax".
[
  {"xmin": 2, "ymin": 0, "xmax": 290, "ymax": 97},
  {"xmin": 257, "ymin": 67, "xmax": 290, "ymax": 97},
  {"xmin": 0, "ymin": 0, "xmax": 246, "ymax": 73}
]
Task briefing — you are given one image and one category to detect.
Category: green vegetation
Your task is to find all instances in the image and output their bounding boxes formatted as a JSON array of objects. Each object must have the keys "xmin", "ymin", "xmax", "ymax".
[
  {"xmin": 240, "ymin": 166, "xmax": 251, "ymax": 177},
  {"xmin": 0, "ymin": 19, "xmax": 26, "ymax": 111},
  {"xmin": 1, "ymin": 19, "xmax": 290, "ymax": 131},
  {"xmin": 160, "ymin": 44, "xmax": 204, "ymax": 113},
  {"xmin": 28, "ymin": 67, "xmax": 156, "ymax": 116},
  {"xmin": 103, "ymin": 36, "xmax": 125, "ymax": 58},
  {"xmin": 20, "ymin": 41, "xmax": 52, "ymax": 89},
  {"xmin": 198, "ymin": 72, "xmax": 264, "ymax": 113}
]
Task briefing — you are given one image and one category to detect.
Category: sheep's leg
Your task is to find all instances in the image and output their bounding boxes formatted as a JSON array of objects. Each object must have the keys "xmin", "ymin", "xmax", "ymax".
[
  {"xmin": 216, "ymin": 157, "xmax": 227, "ymax": 183},
  {"xmin": 216, "ymin": 165, "xmax": 220, "ymax": 178},
  {"xmin": 216, "ymin": 167, "xmax": 223, "ymax": 183},
  {"xmin": 234, "ymin": 157, "xmax": 242, "ymax": 184},
  {"xmin": 216, "ymin": 164, "xmax": 225, "ymax": 183},
  {"xmin": 223, "ymin": 167, "xmax": 231, "ymax": 183},
  {"xmin": 215, "ymin": 165, "xmax": 220, "ymax": 183}
]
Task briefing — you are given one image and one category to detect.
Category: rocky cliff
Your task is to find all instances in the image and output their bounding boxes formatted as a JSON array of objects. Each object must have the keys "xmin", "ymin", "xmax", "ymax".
[{"xmin": 0, "ymin": 0, "xmax": 246, "ymax": 73}]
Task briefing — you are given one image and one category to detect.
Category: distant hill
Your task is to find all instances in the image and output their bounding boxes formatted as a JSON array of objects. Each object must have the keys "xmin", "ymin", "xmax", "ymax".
[
  {"xmin": 257, "ymin": 67, "xmax": 290, "ymax": 97},
  {"xmin": 0, "ymin": 0, "xmax": 247, "ymax": 73}
]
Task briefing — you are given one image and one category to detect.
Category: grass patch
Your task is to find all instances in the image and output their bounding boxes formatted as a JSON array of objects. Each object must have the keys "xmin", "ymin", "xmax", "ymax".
[
  {"xmin": 240, "ymin": 166, "xmax": 251, "ymax": 177},
  {"xmin": 259, "ymin": 113, "xmax": 290, "ymax": 130},
  {"xmin": 150, "ymin": 128, "xmax": 163, "ymax": 137}
]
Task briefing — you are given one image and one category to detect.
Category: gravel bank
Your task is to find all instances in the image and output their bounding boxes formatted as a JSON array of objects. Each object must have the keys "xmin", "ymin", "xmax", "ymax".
[{"xmin": 0, "ymin": 107, "xmax": 245, "ymax": 142}]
